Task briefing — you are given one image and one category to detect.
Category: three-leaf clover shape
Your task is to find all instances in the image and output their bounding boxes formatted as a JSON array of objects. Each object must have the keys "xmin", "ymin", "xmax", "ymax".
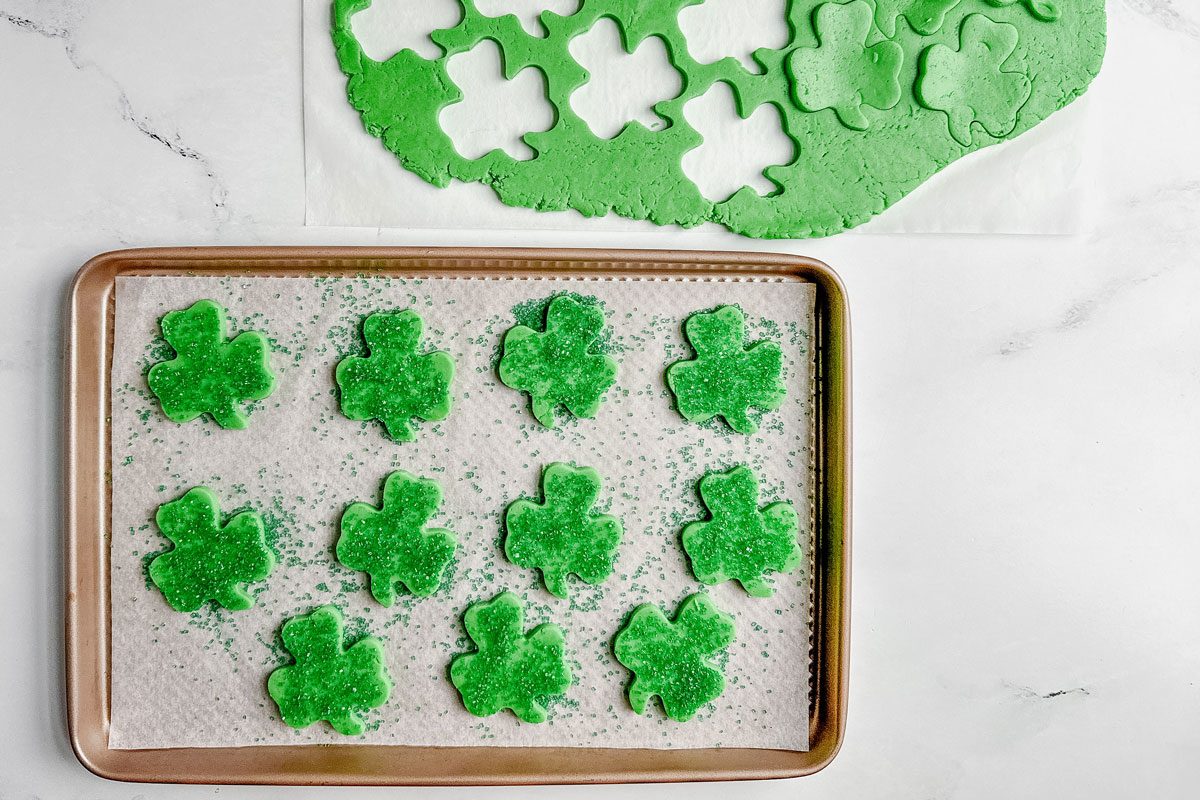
[
  {"xmin": 916, "ymin": 14, "xmax": 1032, "ymax": 145},
  {"xmin": 267, "ymin": 605, "xmax": 392, "ymax": 735},
  {"xmin": 449, "ymin": 591, "xmax": 572, "ymax": 723},
  {"xmin": 336, "ymin": 470, "xmax": 457, "ymax": 606},
  {"xmin": 613, "ymin": 593, "xmax": 735, "ymax": 722},
  {"xmin": 147, "ymin": 299, "xmax": 276, "ymax": 429},
  {"xmin": 681, "ymin": 466, "xmax": 801, "ymax": 597},
  {"xmin": 148, "ymin": 486, "xmax": 275, "ymax": 612},
  {"xmin": 336, "ymin": 310, "xmax": 455, "ymax": 442},
  {"xmin": 498, "ymin": 295, "xmax": 618, "ymax": 428},
  {"xmin": 504, "ymin": 463, "xmax": 623, "ymax": 599},
  {"xmin": 788, "ymin": 1, "xmax": 904, "ymax": 131},
  {"xmin": 666, "ymin": 305, "xmax": 787, "ymax": 434}
]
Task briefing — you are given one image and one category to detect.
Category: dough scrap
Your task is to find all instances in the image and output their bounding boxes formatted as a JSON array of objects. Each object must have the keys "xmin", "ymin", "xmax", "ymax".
[{"xmin": 331, "ymin": 0, "xmax": 1105, "ymax": 237}]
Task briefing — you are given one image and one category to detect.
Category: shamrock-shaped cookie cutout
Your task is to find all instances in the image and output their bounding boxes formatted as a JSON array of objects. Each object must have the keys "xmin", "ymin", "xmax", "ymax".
[
  {"xmin": 147, "ymin": 299, "xmax": 275, "ymax": 429},
  {"xmin": 337, "ymin": 470, "xmax": 457, "ymax": 605},
  {"xmin": 267, "ymin": 606, "xmax": 392, "ymax": 736},
  {"xmin": 504, "ymin": 463, "xmax": 623, "ymax": 599},
  {"xmin": 872, "ymin": 0, "xmax": 962, "ymax": 36},
  {"xmin": 335, "ymin": 310, "xmax": 455, "ymax": 442},
  {"xmin": 613, "ymin": 593, "xmax": 735, "ymax": 722},
  {"xmin": 498, "ymin": 295, "xmax": 618, "ymax": 429},
  {"xmin": 450, "ymin": 591, "xmax": 572, "ymax": 723},
  {"xmin": 788, "ymin": 1, "xmax": 904, "ymax": 131},
  {"xmin": 916, "ymin": 14, "xmax": 1033, "ymax": 145},
  {"xmin": 666, "ymin": 305, "xmax": 786, "ymax": 434},
  {"xmin": 681, "ymin": 466, "xmax": 801, "ymax": 597},
  {"xmin": 148, "ymin": 487, "xmax": 275, "ymax": 612}
]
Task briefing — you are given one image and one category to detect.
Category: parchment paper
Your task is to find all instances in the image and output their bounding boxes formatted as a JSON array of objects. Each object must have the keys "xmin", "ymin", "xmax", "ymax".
[
  {"xmin": 109, "ymin": 275, "xmax": 815, "ymax": 751},
  {"xmin": 302, "ymin": 0, "xmax": 1093, "ymax": 235}
]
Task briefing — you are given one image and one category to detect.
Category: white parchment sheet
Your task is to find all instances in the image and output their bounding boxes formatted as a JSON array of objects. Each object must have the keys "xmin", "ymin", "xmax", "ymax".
[
  {"xmin": 302, "ymin": 0, "xmax": 1093, "ymax": 235},
  {"xmin": 109, "ymin": 275, "xmax": 815, "ymax": 750}
]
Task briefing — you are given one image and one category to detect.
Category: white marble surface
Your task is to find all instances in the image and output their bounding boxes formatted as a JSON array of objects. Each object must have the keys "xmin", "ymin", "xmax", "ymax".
[{"xmin": 1, "ymin": 1, "xmax": 1198, "ymax": 797}]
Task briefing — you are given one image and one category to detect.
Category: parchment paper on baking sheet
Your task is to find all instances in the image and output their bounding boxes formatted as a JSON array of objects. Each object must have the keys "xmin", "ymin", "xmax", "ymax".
[{"xmin": 109, "ymin": 274, "xmax": 815, "ymax": 750}]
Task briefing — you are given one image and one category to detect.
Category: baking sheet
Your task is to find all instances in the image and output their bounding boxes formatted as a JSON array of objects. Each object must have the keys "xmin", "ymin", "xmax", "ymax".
[
  {"xmin": 301, "ymin": 0, "xmax": 1093, "ymax": 235},
  {"xmin": 109, "ymin": 274, "xmax": 816, "ymax": 751}
]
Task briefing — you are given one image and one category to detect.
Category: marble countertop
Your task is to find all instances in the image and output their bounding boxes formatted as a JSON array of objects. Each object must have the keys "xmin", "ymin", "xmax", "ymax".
[{"xmin": 1, "ymin": 1, "xmax": 1197, "ymax": 798}]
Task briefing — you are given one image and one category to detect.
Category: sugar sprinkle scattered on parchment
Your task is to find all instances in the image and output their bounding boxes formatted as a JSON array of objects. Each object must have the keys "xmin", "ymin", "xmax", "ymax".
[{"xmin": 108, "ymin": 275, "xmax": 815, "ymax": 751}]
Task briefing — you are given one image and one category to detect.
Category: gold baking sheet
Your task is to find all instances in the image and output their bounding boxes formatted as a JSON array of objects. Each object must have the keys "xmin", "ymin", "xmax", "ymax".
[{"xmin": 64, "ymin": 246, "xmax": 851, "ymax": 785}]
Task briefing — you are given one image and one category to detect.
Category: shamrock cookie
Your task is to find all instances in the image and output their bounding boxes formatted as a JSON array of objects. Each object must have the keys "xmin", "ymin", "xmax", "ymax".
[
  {"xmin": 267, "ymin": 605, "xmax": 392, "ymax": 736},
  {"xmin": 498, "ymin": 295, "xmax": 617, "ymax": 428},
  {"xmin": 666, "ymin": 305, "xmax": 786, "ymax": 434},
  {"xmin": 449, "ymin": 591, "xmax": 572, "ymax": 723},
  {"xmin": 789, "ymin": 1, "xmax": 904, "ymax": 130},
  {"xmin": 147, "ymin": 299, "xmax": 275, "ymax": 429},
  {"xmin": 613, "ymin": 593, "xmax": 735, "ymax": 722},
  {"xmin": 504, "ymin": 463, "xmax": 623, "ymax": 598},
  {"xmin": 148, "ymin": 486, "xmax": 275, "ymax": 612},
  {"xmin": 916, "ymin": 14, "xmax": 1032, "ymax": 145},
  {"xmin": 335, "ymin": 310, "xmax": 455, "ymax": 442},
  {"xmin": 681, "ymin": 465, "xmax": 802, "ymax": 597},
  {"xmin": 336, "ymin": 470, "xmax": 457, "ymax": 605}
]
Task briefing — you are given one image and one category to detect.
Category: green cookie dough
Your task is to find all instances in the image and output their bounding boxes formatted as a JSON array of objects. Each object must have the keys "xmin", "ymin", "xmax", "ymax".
[
  {"xmin": 916, "ymin": 14, "xmax": 1032, "ymax": 145},
  {"xmin": 146, "ymin": 299, "xmax": 275, "ymax": 429},
  {"xmin": 666, "ymin": 305, "xmax": 786, "ymax": 434},
  {"xmin": 789, "ymin": 0, "xmax": 904, "ymax": 131},
  {"xmin": 335, "ymin": 310, "xmax": 455, "ymax": 442},
  {"xmin": 449, "ymin": 591, "xmax": 572, "ymax": 723},
  {"xmin": 985, "ymin": 0, "xmax": 1060, "ymax": 23},
  {"xmin": 148, "ymin": 487, "xmax": 275, "ymax": 612},
  {"xmin": 498, "ymin": 295, "xmax": 617, "ymax": 428},
  {"xmin": 267, "ymin": 605, "xmax": 392, "ymax": 736},
  {"xmin": 873, "ymin": 0, "xmax": 963, "ymax": 37},
  {"xmin": 331, "ymin": 0, "xmax": 1105, "ymax": 238},
  {"xmin": 504, "ymin": 463, "xmax": 623, "ymax": 598},
  {"xmin": 613, "ymin": 593, "xmax": 735, "ymax": 722},
  {"xmin": 681, "ymin": 465, "xmax": 802, "ymax": 597},
  {"xmin": 337, "ymin": 470, "xmax": 457, "ymax": 605}
]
